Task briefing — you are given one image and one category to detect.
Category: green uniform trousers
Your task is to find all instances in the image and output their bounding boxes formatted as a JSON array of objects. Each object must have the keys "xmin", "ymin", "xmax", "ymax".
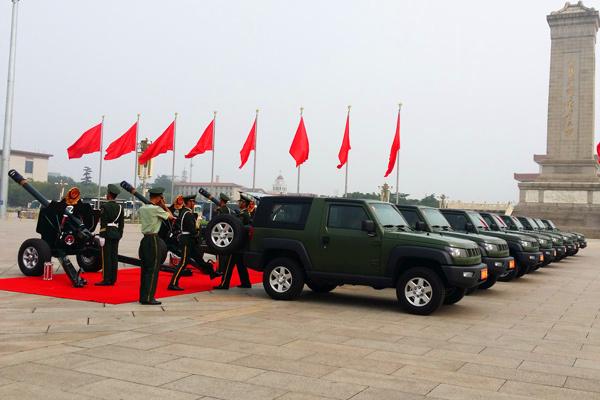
[
  {"xmin": 101, "ymin": 238, "xmax": 119, "ymax": 284},
  {"xmin": 139, "ymin": 234, "xmax": 166, "ymax": 303}
]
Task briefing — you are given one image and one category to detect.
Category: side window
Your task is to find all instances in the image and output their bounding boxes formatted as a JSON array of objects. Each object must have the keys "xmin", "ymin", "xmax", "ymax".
[
  {"xmin": 264, "ymin": 202, "xmax": 310, "ymax": 229},
  {"xmin": 327, "ymin": 205, "xmax": 368, "ymax": 230},
  {"xmin": 444, "ymin": 213, "xmax": 468, "ymax": 231},
  {"xmin": 400, "ymin": 210, "xmax": 420, "ymax": 229}
]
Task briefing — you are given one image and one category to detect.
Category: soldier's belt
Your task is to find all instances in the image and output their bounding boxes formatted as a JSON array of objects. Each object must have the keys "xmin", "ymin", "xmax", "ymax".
[{"xmin": 107, "ymin": 223, "xmax": 119, "ymax": 227}]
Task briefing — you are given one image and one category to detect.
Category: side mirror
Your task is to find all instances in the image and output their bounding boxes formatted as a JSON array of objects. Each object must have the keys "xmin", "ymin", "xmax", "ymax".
[
  {"xmin": 415, "ymin": 221, "xmax": 427, "ymax": 231},
  {"xmin": 465, "ymin": 222, "xmax": 476, "ymax": 233},
  {"xmin": 361, "ymin": 220, "xmax": 376, "ymax": 234}
]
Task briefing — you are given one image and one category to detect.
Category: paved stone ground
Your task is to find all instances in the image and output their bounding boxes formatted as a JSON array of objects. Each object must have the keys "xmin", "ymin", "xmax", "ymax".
[{"xmin": 1, "ymin": 217, "xmax": 600, "ymax": 399}]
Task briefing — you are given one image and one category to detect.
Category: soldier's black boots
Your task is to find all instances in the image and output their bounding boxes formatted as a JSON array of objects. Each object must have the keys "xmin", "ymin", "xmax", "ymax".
[
  {"xmin": 168, "ymin": 284, "xmax": 184, "ymax": 291},
  {"xmin": 140, "ymin": 299, "xmax": 162, "ymax": 305}
]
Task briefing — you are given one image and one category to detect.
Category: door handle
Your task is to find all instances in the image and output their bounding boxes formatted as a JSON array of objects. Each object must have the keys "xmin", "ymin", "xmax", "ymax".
[{"xmin": 321, "ymin": 236, "xmax": 330, "ymax": 248}]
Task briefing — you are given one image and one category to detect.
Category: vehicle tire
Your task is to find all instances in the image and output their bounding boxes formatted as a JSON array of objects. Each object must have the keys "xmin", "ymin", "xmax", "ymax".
[
  {"xmin": 76, "ymin": 252, "xmax": 101, "ymax": 272},
  {"xmin": 204, "ymin": 214, "xmax": 244, "ymax": 255},
  {"xmin": 18, "ymin": 238, "xmax": 52, "ymax": 276},
  {"xmin": 444, "ymin": 287, "xmax": 466, "ymax": 305},
  {"xmin": 498, "ymin": 267, "xmax": 517, "ymax": 282},
  {"xmin": 263, "ymin": 257, "xmax": 305, "ymax": 301},
  {"xmin": 515, "ymin": 261, "xmax": 528, "ymax": 277},
  {"xmin": 477, "ymin": 274, "xmax": 498, "ymax": 290},
  {"xmin": 306, "ymin": 280, "xmax": 336, "ymax": 293},
  {"xmin": 396, "ymin": 267, "xmax": 445, "ymax": 315}
]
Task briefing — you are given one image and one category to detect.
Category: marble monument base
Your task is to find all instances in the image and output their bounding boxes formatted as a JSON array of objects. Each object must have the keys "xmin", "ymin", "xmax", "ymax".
[{"xmin": 514, "ymin": 181, "xmax": 600, "ymax": 238}]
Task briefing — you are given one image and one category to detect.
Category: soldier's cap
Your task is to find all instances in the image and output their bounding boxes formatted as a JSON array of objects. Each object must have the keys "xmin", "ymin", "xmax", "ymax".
[
  {"xmin": 183, "ymin": 194, "xmax": 196, "ymax": 202},
  {"xmin": 148, "ymin": 187, "xmax": 165, "ymax": 196},
  {"xmin": 107, "ymin": 184, "xmax": 121, "ymax": 196},
  {"xmin": 219, "ymin": 193, "xmax": 230, "ymax": 202},
  {"xmin": 239, "ymin": 193, "xmax": 252, "ymax": 203}
]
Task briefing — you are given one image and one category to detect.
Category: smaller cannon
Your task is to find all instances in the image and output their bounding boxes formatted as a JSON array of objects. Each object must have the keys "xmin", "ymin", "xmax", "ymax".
[
  {"xmin": 198, "ymin": 188, "xmax": 246, "ymax": 255},
  {"xmin": 8, "ymin": 169, "xmax": 97, "ymax": 287}
]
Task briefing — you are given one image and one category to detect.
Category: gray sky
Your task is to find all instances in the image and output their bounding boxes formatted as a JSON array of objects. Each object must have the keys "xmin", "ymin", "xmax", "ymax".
[{"xmin": 1, "ymin": 0, "xmax": 598, "ymax": 202}]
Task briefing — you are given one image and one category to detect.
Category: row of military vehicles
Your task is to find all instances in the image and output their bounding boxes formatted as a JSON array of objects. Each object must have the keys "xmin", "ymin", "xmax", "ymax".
[{"xmin": 9, "ymin": 169, "xmax": 587, "ymax": 315}]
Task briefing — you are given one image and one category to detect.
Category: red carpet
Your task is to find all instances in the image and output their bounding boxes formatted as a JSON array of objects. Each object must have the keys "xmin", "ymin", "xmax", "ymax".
[{"xmin": 0, "ymin": 267, "xmax": 263, "ymax": 304}]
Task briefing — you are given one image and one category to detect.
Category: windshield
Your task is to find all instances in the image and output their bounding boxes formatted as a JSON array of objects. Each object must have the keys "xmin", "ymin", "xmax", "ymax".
[
  {"xmin": 534, "ymin": 218, "xmax": 546, "ymax": 229},
  {"xmin": 492, "ymin": 214, "xmax": 508, "ymax": 230},
  {"xmin": 526, "ymin": 217, "xmax": 539, "ymax": 230},
  {"xmin": 421, "ymin": 208, "xmax": 451, "ymax": 229},
  {"xmin": 545, "ymin": 219, "xmax": 556, "ymax": 229},
  {"xmin": 511, "ymin": 216, "xmax": 525, "ymax": 229},
  {"xmin": 467, "ymin": 211, "xmax": 489, "ymax": 230},
  {"xmin": 369, "ymin": 203, "xmax": 409, "ymax": 227}
]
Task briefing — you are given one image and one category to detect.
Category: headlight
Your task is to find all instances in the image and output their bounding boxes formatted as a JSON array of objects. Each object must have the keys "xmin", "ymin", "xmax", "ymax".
[
  {"xmin": 483, "ymin": 243, "xmax": 498, "ymax": 252},
  {"xmin": 520, "ymin": 241, "xmax": 532, "ymax": 248},
  {"xmin": 538, "ymin": 239, "xmax": 547, "ymax": 246},
  {"xmin": 448, "ymin": 247, "xmax": 468, "ymax": 258},
  {"xmin": 562, "ymin": 236, "xmax": 569, "ymax": 241},
  {"xmin": 552, "ymin": 237, "xmax": 558, "ymax": 243}
]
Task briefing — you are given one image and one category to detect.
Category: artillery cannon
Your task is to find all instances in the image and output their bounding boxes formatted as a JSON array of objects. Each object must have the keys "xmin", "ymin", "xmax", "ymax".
[
  {"xmin": 8, "ymin": 169, "xmax": 97, "ymax": 287},
  {"xmin": 197, "ymin": 188, "xmax": 246, "ymax": 255}
]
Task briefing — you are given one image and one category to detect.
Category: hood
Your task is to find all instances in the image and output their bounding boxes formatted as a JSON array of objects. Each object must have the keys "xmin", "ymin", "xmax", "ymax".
[{"xmin": 383, "ymin": 230, "xmax": 478, "ymax": 249}]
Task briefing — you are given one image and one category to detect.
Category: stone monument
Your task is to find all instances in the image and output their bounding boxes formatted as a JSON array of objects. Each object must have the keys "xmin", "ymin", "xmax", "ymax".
[{"xmin": 514, "ymin": 2, "xmax": 600, "ymax": 237}]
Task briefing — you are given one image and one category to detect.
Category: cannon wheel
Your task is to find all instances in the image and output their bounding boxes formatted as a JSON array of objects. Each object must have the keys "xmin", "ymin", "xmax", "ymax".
[
  {"xmin": 18, "ymin": 238, "xmax": 52, "ymax": 276},
  {"xmin": 76, "ymin": 253, "xmax": 102, "ymax": 272},
  {"xmin": 204, "ymin": 214, "xmax": 244, "ymax": 255}
]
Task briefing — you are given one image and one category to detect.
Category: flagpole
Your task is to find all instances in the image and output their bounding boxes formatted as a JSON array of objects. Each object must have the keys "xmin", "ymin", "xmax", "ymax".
[
  {"xmin": 344, "ymin": 105, "xmax": 350, "ymax": 198},
  {"xmin": 395, "ymin": 103, "xmax": 402, "ymax": 204},
  {"xmin": 297, "ymin": 107, "xmax": 303, "ymax": 194},
  {"xmin": 0, "ymin": 0, "xmax": 19, "ymax": 219},
  {"xmin": 97, "ymin": 115, "xmax": 105, "ymax": 207},
  {"xmin": 209, "ymin": 111, "xmax": 216, "ymax": 220},
  {"xmin": 171, "ymin": 112, "xmax": 178, "ymax": 202},
  {"xmin": 252, "ymin": 109, "xmax": 258, "ymax": 190},
  {"xmin": 133, "ymin": 113, "xmax": 140, "ymax": 221}
]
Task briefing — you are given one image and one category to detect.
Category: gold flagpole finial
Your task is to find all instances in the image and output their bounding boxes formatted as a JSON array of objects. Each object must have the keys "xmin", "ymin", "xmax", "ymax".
[
  {"xmin": 300, "ymin": 107, "xmax": 304, "ymax": 116},
  {"xmin": 347, "ymin": 105, "xmax": 351, "ymax": 113},
  {"xmin": 398, "ymin": 102, "xmax": 403, "ymax": 110},
  {"xmin": 137, "ymin": 113, "xmax": 140, "ymax": 118},
  {"xmin": 174, "ymin": 112, "xmax": 178, "ymax": 118}
]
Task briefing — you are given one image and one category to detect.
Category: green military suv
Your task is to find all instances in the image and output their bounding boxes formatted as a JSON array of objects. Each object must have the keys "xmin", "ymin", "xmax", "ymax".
[
  {"xmin": 499, "ymin": 215, "xmax": 567, "ymax": 261},
  {"xmin": 439, "ymin": 209, "xmax": 543, "ymax": 280},
  {"xmin": 397, "ymin": 205, "xmax": 514, "ymax": 290},
  {"xmin": 244, "ymin": 197, "xmax": 488, "ymax": 315}
]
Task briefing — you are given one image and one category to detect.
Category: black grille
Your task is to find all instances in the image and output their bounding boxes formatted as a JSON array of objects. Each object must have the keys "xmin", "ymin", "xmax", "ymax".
[
  {"xmin": 467, "ymin": 248, "xmax": 480, "ymax": 257},
  {"xmin": 498, "ymin": 243, "xmax": 508, "ymax": 251}
]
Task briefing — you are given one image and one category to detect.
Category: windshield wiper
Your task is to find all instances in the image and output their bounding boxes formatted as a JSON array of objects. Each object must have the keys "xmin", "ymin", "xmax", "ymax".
[
  {"xmin": 395, "ymin": 224, "xmax": 407, "ymax": 230},
  {"xmin": 383, "ymin": 224, "xmax": 395, "ymax": 228}
]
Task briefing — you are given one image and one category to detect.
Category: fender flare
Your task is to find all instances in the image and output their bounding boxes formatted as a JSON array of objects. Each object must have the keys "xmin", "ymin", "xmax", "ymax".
[
  {"xmin": 385, "ymin": 246, "xmax": 452, "ymax": 278},
  {"xmin": 262, "ymin": 238, "xmax": 313, "ymax": 270}
]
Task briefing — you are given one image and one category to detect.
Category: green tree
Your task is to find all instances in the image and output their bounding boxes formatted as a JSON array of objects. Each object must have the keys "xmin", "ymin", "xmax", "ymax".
[
  {"xmin": 152, "ymin": 175, "xmax": 173, "ymax": 203},
  {"xmin": 81, "ymin": 166, "xmax": 93, "ymax": 184}
]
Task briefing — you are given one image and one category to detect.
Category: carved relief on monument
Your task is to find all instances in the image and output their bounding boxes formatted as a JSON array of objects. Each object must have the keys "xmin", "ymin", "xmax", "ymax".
[
  {"xmin": 562, "ymin": 54, "xmax": 580, "ymax": 141},
  {"xmin": 543, "ymin": 190, "xmax": 588, "ymax": 204},
  {"xmin": 525, "ymin": 190, "xmax": 540, "ymax": 203}
]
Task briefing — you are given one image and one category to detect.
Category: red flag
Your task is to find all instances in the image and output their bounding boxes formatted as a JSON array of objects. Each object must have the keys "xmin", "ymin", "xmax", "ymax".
[
  {"xmin": 67, "ymin": 123, "xmax": 102, "ymax": 159},
  {"xmin": 384, "ymin": 111, "xmax": 401, "ymax": 177},
  {"xmin": 597, "ymin": 141, "xmax": 600, "ymax": 163},
  {"xmin": 185, "ymin": 120, "xmax": 214, "ymax": 158},
  {"xmin": 138, "ymin": 121, "xmax": 174, "ymax": 164},
  {"xmin": 289, "ymin": 117, "xmax": 309, "ymax": 167},
  {"xmin": 239, "ymin": 118, "xmax": 256, "ymax": 169},
  {"xmin": 104, "ymin": 122, "xmax": 137, "ymax": 160},
  {"xmin": 337, "ymin": 113, "xmax": 351, "ymax": 169}
]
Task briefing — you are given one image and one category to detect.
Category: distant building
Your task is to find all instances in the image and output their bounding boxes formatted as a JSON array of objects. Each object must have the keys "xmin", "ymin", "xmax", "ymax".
[
  {"xmin": 174, "ymin": 181, "xmax": 245, "ymax": 201},
  {"xmin": 272, "ymin": 173, "xmax": 287, "ymax": 195},
  {"xmin": 444, "ymin": 200, "xmax": 513, "ymax": 215},
  {"xmin": 1, "ymin": 149, "xmax": 52, "ymax": 182}
]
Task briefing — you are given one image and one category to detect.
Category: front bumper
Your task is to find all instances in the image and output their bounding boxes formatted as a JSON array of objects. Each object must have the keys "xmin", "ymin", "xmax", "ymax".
[
  {"xmin": 540, "ymin": 248, "xmax": 555, "ymax": 265},
  {"xmin": 554, "ymin": 246, "xmax": 566, "ymax": 258},
  {"xmin": 482, "ymin": 256, "xmax": 513, "ymax": 279},
  {"xmin": 566, "ymin": 243, "xmax": 578, "ymax": 255},
  {"xmin": 579, "ymin": 241, "xmax": 587, "ymax": 249},
  {"xmin": 442, "ymin": 263, "xmax": 488, "ymax": 289},
  {"xmin": 516, "ymin": 251, "xmax": 544, "ymax": 271}
]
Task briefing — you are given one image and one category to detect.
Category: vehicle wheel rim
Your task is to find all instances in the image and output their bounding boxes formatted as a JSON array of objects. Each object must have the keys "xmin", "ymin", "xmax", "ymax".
[
  {"xmin": 211, "ymin": 222, "xmax": 234, "ymax": 248},
  {"xmin": 22, "ymin": 247, "xmax": 39, "ymax": 270},
  {"xmin": 405, "ymin": 277, "xmax": 433, "ymax": 307},
  {"xmin": 269, "ymin": 266, "xmax": 292, "ymax": 293}
]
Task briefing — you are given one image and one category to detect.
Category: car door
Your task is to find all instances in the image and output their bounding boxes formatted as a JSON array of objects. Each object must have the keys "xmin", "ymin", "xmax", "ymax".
[{"xmin": 311, "ymin": 202, "xmax": 381, "ymax": 276}]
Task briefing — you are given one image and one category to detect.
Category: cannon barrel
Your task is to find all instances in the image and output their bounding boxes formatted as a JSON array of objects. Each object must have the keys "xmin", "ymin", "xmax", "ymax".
[
  {"xmin": 198, "ymin": 187, "xmax": 220, "ymax": 206},
  {"xmin": 120, "ymin": 181, "xmax": 151, "ymax": 205},
  {"xmin": 8, "ymin": 169, "xmax": 93, "ymax": 240},
  {"xmin": 9, "ymin": 169, "xmax": 51, "ymax": 208}
]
